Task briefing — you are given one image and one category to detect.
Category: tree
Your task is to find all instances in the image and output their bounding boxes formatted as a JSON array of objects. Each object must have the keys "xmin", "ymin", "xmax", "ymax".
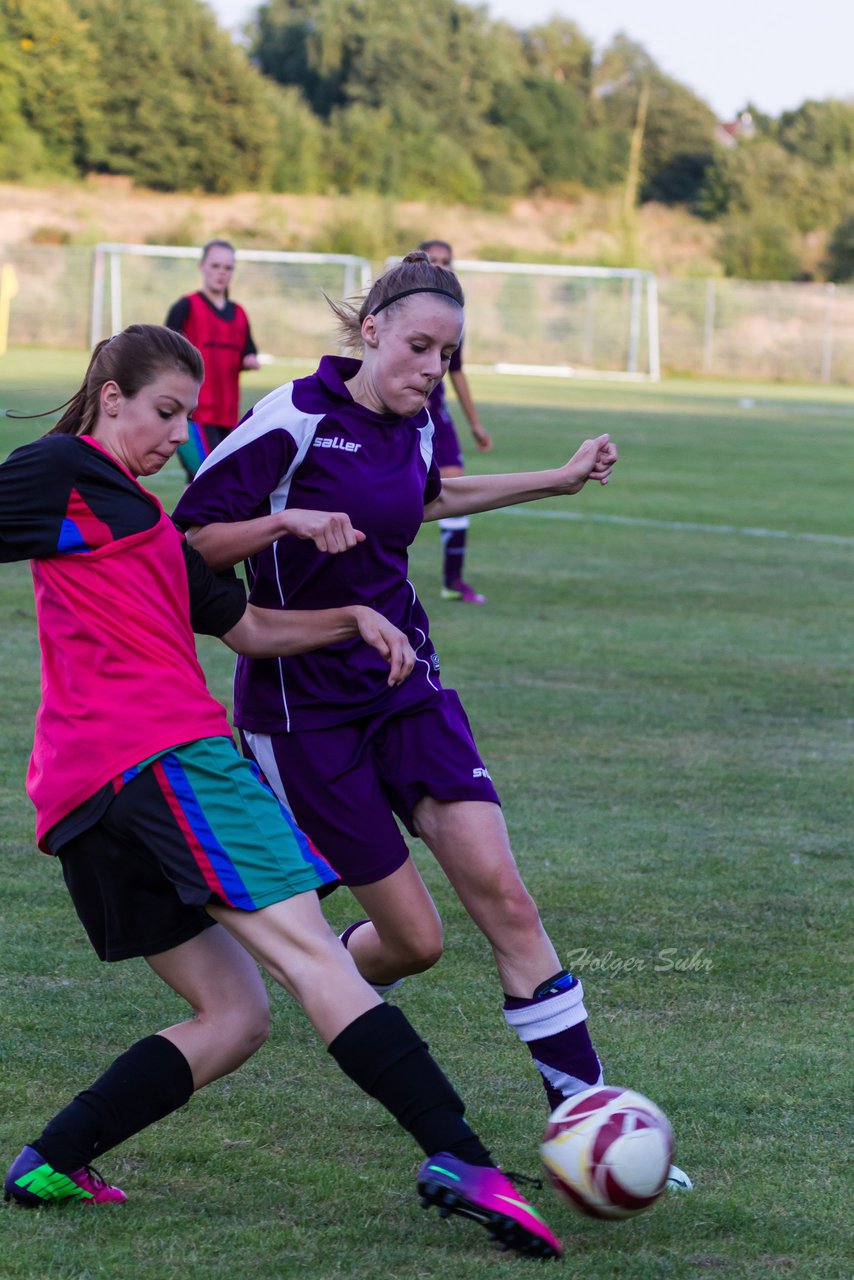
[
  {"xmin": 521, "ymin": 17, "xmax": 594, "ymax": 96},
  {"xmin": 824, "ymin": 213, "xmax": 854, "ymax": 282},
  {"xmin": 252, "ymin": 0, "xmax": 501, "ymax": 130},
  {"xmin": 777, "ymin": 99, "xmax": 854, "ymax": 168},
  {"xmin": 71, "ymin": 0, "xmax": 275, "ymax": 192},
  {"xmin": 489, "ymin": 73, "xmax": 589, "ymax": 187},
  {"xmin": 716, "ymin": 212, "xmax": 801, "ymax": 280},
  {"xmin": 591, "ymin": 35, "xmax": 717, "ymax": 205},
  {"xmin": 1, "ymin": 0, "xmax": 107, "ymax": 174},
  {"xmin": 696, "ymin": 137, "xmax": 852, "ymax": 235}
]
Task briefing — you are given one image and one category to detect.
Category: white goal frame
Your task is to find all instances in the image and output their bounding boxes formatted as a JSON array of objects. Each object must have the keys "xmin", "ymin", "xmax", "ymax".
[
  {"xmin": 386, "ymin": 257, "xmax": 660, "ymax": 382},
  {"xmin": 90, "ymin": 243, "xmax": 372, "ymax": 348}
]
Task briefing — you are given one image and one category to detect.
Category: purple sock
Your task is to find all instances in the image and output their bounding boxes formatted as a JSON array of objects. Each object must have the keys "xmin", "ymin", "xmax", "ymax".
[
  {"xmin": 339, "ymin": 920, "xmax": 370, "ymax": 950},
  {"xmin": 503, "ymin": 974, "xmax": 603, "ymax": 1113},
  {"xmin": 440, "ymin": 526, "xmax": 467, "ymax": 587}
]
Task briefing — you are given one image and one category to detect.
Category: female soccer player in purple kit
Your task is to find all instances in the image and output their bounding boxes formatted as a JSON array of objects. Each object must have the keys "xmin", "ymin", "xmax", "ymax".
[
  {"xmin": 175, "ymin": 253, "xmax": 688, "ymax": 1192},
  {"xmin": 0, "ymin": 324, "xmax": 564, "ymax": 1259},
  {"xmin": 418, "ymin": 238, "xmax": 493, "ymax": 604}
]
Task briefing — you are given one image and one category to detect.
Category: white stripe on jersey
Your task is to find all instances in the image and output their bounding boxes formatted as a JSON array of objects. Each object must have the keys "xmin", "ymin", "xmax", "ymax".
[
  {"xmin": 194, "ymin": 379, "xmax": 302, "ymax": 477},
  {"xmin": 196, "ymin": 380, "xmax": 326, "ymax": 735},
  {"xmin": 406, "ymin": 579, "xmax": 439, "ymax": 692},
  {"xmin": 242, "ymin": 731, "xmax": 298, "ymax": 818},
  {"xmin": 417, "ymin": 412, "xmax": 435, "ymax": 472}
]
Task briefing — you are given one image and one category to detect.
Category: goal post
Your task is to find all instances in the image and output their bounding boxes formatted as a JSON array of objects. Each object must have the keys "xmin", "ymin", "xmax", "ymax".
[
  {"xmin": 386, "ymin": 257, "xmax": 661, "ymax": 381},
  {"xmin": 90, "ymin": 243, "xmax": 372, "ymax": 359}
]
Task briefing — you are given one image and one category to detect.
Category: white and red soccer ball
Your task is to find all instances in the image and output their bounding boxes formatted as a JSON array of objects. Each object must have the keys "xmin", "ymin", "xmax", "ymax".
[{"xmin": 540, "ymin": 1085, "xmax": 674, "ymax": 1219}]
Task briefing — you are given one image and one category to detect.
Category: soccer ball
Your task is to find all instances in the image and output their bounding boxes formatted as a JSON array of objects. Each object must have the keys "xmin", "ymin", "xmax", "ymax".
[{"xmin": 540, "ymin": 1085, "xmax": 674, "ymax": 1219}]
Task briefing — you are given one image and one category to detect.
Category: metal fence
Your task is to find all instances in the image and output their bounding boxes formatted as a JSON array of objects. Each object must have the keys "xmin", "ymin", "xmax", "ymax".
[
  {"xmin": 2, "ymin": 243, "xmax": 853, "ymax": 385},
  {"xmin": 657, "ymin": 277, "xmax": 852, "ymax": 384}
]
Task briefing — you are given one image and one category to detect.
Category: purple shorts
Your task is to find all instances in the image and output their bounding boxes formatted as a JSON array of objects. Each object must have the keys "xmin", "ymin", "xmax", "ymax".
[
  {"xmin": 240, "ymin": 689, "xmax": 500, "ymax": 885},
  {"xmin": 432, "ymin": 404, "xmax": 465, "ymax": 470}
]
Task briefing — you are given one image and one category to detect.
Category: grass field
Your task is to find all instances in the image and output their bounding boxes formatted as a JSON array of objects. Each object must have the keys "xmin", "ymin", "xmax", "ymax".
[{"xmin": 0, "ymin": 353, "xmax": 851, "ymax": 1279}]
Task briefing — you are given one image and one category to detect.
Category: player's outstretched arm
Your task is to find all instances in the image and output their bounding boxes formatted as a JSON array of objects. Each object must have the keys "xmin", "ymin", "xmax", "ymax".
[
  {"xmin": 221, "ymin": 604, "xmax": 415, "ymax": 685},
  {"xmin": 186, "ymin": 509, "xmax": 366, "ymax": 571},
  {"xmin": 423, "ymin": 433, "xmax": 617, "ymax": 522},
  {"xmin": 448, "ymin": 368, "xmax": 492, "ymax": 451}
]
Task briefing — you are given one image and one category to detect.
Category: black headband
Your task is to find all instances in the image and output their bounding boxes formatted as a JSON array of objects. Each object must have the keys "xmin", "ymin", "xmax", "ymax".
[{"xmin": 370, "ymin": 286, "xmax": 462, "ymax": 316}]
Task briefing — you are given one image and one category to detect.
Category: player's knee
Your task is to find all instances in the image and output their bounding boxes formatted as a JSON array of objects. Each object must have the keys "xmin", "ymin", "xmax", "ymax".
[
  {"xmin": 221, "ymin": 990, "xmax": 271, "ymax": 1059},
  {"xmin": 387, "ymin": 919, "xmax": 444, "ymax": 974},
  {"xmin": 488, "ymin": 879, "xmax": 542, "ymax": 936}
]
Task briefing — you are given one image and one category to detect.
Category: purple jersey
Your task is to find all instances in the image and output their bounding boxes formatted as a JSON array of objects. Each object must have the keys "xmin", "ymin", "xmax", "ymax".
[{"xmin": 174, "ymin": 355, "xmax": 444, "ymax": 732}]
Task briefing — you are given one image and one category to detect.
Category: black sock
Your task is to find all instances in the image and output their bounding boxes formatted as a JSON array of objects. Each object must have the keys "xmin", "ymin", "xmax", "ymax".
[
  {"xmin": 33, "ymin": 1035, "xmax": 194, "ymax": 1172},
  {"xmin": 328, "ymin": 1004, "xmax": 492, "ymax": 1166}
]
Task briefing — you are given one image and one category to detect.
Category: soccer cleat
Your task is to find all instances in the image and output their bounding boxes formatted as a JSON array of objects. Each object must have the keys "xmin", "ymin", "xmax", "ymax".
[
  {"xmin": 4, "ymin": 1146, "xmax": 127, "ymax": 1207},
  {"xmin": 417, "ymin": 1152, "xmax": 562, "ymax": 1259},
  {"xmin": 440, "ymin": 580, "xmax": 486, "ymax": 604},
  {"xmin": 666, "ymin": 1163, "xmax": 693, "ymax": 1191}
]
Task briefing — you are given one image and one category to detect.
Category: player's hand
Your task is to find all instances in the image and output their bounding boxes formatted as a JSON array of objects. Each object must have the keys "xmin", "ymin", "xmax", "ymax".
[
  {"xmin": 472, "ymin": 423, "xmax": 493, "ymax": 451},
  {"xmin": 279, "ymin": 509, "xmax": 366, "ymax": 554},
  {"xmin": 559, "ymin": 434, "xmax": 618, "ymax": 493},
  {"xmin": 352, "ymin": 607, "xmax": 415, "ymax": 686}
]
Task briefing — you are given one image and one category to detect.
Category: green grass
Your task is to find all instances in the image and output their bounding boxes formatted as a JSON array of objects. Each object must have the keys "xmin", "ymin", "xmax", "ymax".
[{"xmin": 0, "ymin": 352, "xmax": 852, "ymax": 1278}]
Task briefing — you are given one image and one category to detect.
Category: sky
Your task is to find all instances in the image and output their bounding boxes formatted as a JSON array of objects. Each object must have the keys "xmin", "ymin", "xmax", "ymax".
[{"xmin": 207, "ymin": 0, "xmax": 853, "ymax": 121}]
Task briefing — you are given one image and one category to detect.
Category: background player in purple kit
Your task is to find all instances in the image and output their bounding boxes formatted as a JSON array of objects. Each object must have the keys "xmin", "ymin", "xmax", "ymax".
[
  {"xmin": 0, "ymin": 323, "xmax": 563, "ymax": 1259},
  {"xmin": 418, "ymin": 238, "xmax": 493, "ymax": 604},
  {"xmin": 173, "ymin": 251, "xmax": 622, "ymax": 1129},
  {"xmin": 166, "ymin": 239, "xmax": 261, "ymax": 482}
]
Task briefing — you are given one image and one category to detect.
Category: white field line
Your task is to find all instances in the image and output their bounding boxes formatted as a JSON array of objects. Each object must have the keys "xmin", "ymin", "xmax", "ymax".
[{"xmin": 493, "ymin": 507, "xmax": 854, "ymax": 546}]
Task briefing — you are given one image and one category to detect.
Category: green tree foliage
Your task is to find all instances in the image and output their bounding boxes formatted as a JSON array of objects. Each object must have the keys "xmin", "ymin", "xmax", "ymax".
[
  {"xmin": 489, "ymin": 74, "xmax": 590, "ymax": 187},
  {"xmin": 252, "ymin": 0, "xmax": 537, "ymax": 200},
  {"xmin": 588, "ymin": 35, "xmax": 717, "ymax": 203},
  {"xmin": 263, "ymin": 84, "xmax": 327, "ymax": 194},
  {"xmin": 777, "ymin": 99, "xmax": 854, "ymax": 168},
  {"xmin": 253, "ymin": 0, "xmax": 500, "ymax": 127},
  {"xmin": 824, "ymin": 213, "xmax": 854, "ymax": 282},
  {"xmin": 716, "ymin": 211, "xmax": 801, "ymax": 280},
  {"xmin": 72, "ymin": 0, "xmax": 274, "ymax": 192},
  {"xmin": 521, "ymin": 18, "xmax": 594, "ymax": 97},
  {"xmin": 0, "ymin": 0, "xmax": 106, "ymax": 176},
  {"xmin": 0, "ymin": 0, "xmax": 323, "ymax": 192},
  {"xmin": 697, "ymin": 136, "xmax": 853, "ymax": 235},
  {"xmin": 1, "ymin": 0, "xmax": 852, "ymax": 282}
]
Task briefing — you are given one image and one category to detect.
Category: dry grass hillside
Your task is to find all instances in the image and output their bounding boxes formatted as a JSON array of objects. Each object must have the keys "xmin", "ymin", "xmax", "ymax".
[{"xmin": 0, "ymin": 179, "xmax": 720, "ymax": 274}]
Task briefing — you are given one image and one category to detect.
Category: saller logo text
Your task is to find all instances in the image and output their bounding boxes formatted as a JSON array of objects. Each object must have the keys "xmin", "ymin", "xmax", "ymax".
[{"xmin": 314, "ymin": 436, "xmax": 362, "ymax": 453}]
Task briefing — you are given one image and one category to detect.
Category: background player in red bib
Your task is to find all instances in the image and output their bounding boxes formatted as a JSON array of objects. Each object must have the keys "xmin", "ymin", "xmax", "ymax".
[
  {"xmin": 419, "ymin": 238, "xmax": 492, "ymax": 604},
  {"xmin": 166, "ymin": 239, "xmax": 261, "ymax": 481}
]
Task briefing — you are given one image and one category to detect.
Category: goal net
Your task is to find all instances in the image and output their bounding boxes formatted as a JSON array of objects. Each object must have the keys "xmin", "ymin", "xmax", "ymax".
[
  {"xmin": 90, "ymin": 244, "xmax": 372, "ymax": 360},
  {"xmin": 387, "ymin": 258, "xmax": 660, "ymax": 381}
]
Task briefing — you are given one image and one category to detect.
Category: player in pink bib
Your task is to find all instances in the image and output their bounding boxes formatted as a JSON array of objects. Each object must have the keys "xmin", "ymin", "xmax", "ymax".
[{"xmin": 1, "ymin": 324, "xmax": 562, "ymax": 1258}]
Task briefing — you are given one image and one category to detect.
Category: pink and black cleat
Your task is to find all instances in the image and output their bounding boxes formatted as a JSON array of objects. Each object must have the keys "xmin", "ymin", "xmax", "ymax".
[
  {"xmin": 417, "ymin": 1152, "xmax": 562, "ymax": 1259},
  {"xmin": 4, "ymin": 1145, "xmax": 127, "ymax": 1206}
]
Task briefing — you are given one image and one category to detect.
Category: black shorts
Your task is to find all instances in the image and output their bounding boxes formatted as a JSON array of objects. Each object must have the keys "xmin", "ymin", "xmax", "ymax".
[
  {"xmin": 59, "ymin": 820, "xmax": 217, "ymax": 963},
  {"xmin": 57, "ymin": 739, "xmax": 338, "ymax": 962}
]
